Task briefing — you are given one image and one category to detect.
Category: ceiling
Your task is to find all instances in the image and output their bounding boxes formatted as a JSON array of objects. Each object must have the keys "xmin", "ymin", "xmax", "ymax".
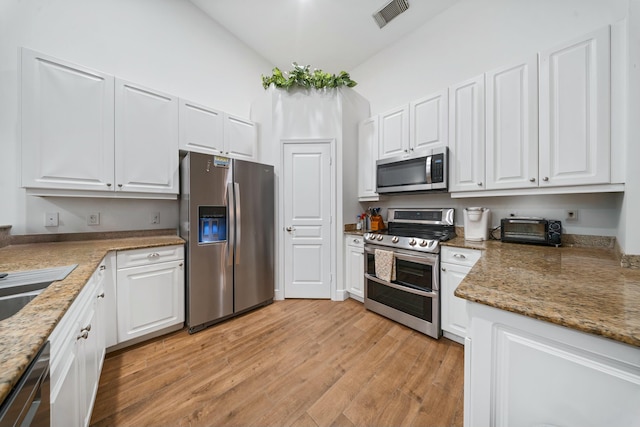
[{"xmin": 189, "ymin": 0, "xmax": 460, "ymax": 72}]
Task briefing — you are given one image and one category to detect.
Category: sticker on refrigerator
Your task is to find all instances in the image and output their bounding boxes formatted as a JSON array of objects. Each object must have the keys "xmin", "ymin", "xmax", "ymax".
[{"xmin": 213, "ymin": 156, "xmax": 230, "ymax": 168}]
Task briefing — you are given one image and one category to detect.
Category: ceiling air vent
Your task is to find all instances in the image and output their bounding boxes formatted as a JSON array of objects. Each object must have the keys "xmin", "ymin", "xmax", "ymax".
[{"xmin": 373, "ymin": 0, "xmax": 410, "ymax": 29}]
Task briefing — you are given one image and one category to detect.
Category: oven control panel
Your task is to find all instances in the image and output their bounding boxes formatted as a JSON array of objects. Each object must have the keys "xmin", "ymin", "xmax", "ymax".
[{"xmin": 364, "ymin": 233, "xmax": 438, "ymax": 253}]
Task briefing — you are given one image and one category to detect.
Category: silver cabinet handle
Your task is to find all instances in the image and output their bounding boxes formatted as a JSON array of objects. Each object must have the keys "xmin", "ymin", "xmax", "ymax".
[
  {"xmin": 118, "ymin": 184, "xmax": 123, "ymax": 188},
  {"xmin": 77, "ymin": 331, "xmax": 89, "ymax": 340},
  {"xmin": 82, "ymin": 324, "xmax": 92, "ymax": 332},
  {"xmin": 106, "ymin": 183, "xmax": 112, "ymax": 187},
  {"xmin": 353, "ymin": 239, "xmax": 360, "ymax": 244},
  {"xmin": 453, "ymin": 253, "xmax": 467, "ymax": 259},
  {"xmin": 99, "ymin": 265, "xmax": 106, "ymax": 271},
  {"xmin": 543, "ymin": 177, "xmax": 549, "ymax": 182},
  {"xmin": 441, "ymin": 267, "xmax": 446, "ymax": 272},
  {"xmin": 286, "ymin": 226, "xmax": 295, "ymax": 232},
  {"xmin": 477, "ymin": 182, "xmax": 483, "ymax": 186},
  {"xmin": 97, "ymin": 292, "xmax": 105, "ymax": 299},
  {"xmin": 529, "ymin": 177, "xmax": 536, "ymax": 182},
  {"xmin": 147, "ymin": 253, "xmax": 160, "ymax": 259},
  {"xmin": 179, "ymin": 263, "xmax": 183, "ymax": 267}
]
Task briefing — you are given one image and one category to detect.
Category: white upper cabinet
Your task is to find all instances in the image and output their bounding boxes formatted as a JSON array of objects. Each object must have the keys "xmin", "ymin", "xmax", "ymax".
[
  {"xmin": 539, "ymin": 26, "xmax": 611, "ymax": 187},
  {"xmin": 449, "ymin": 74, "xmax": 485, "ymax": 192},
  {"xmin": 485, "ymin": 56, "xmax": 539, "ymax": 190},
  {"xmin": 358, "ymin": 116, "xmax": 379, "ymax": 200},
  {"xmin": 115, "ymin": 79, "xmax": 179, "ymax": 194},
  {"xmin": 21, "ymin": 49, "xmax": 115, "ymax": 191},
  {"xmin": 410, "ymin": 89, "xmax": 449, "ymax": 155},
  {"xmin": 178, "ymin": 100, "xmax": 256, "ymax": 161},
  {"xmin": 178, "ymin": 99, "xmax": 224, "ymax": 155},
  {"xmin": 224, "ymin": 114, "xmax": 257, "ymax": 161},
  {"xmin": 378, "ymin": 105, "xmax": 410, "ymax": 159}
]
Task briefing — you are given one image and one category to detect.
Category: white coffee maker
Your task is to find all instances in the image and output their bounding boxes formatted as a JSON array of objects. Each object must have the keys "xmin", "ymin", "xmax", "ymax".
[{"xmin": 464, "ymin": 207, "xmax": 491, "ymax": 241}]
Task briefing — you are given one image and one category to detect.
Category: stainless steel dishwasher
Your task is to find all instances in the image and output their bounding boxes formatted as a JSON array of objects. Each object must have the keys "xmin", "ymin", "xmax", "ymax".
[{"xmin": 0, "ymin": 341, "xmax": 50, "ymax": 427}]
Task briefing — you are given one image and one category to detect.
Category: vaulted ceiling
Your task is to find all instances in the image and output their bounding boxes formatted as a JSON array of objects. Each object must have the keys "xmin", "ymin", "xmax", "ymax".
[{"xmin": 189, "ymin": 0, "xmax": 460, "ymax": 72}]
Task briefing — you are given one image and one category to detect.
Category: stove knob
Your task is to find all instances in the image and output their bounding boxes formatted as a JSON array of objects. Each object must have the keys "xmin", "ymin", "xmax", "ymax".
[
  {"xmin": 391, "ymin": 236, "xmax": 399, "ymax": 243},
  {"xmin": 419, "ymin": 240, "xmax": 428, "ymax": 247},
  {"xmin": 377, "ymin": 235, "xmax": 384, "ymax": 241},
  {"xmin": 409, "ymin": 238, "xmax": 417, "ymax": 246},
  {"xmin": 364, "ymin": 233, "xmax": 372, "ymax": 240}
]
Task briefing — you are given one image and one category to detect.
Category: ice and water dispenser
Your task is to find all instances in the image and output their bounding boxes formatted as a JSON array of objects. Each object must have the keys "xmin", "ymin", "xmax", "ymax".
[{"xmin": 198, "ymin": 206, "xmax": 227, "ymax": 244}]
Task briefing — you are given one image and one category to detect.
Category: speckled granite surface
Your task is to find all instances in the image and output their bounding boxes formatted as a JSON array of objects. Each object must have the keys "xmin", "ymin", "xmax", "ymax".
[
  {"xmin": 0, "ymin": 235, "xmax": 184, "ymax": 406},
  {"xmin": 446, "ymin": 237, "xmax": 640, "ymax": 348}
]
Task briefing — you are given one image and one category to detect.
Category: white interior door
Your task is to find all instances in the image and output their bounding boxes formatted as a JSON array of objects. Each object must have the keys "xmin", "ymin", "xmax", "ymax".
[{"xmin": 283, "ymin": 141, "xmax": 332, "ymax": 299}]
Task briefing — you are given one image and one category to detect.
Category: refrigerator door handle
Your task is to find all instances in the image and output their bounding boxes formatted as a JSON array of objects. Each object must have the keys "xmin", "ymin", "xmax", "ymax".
[
  {"xmin": 227, "ymin": 182, "xmax": 235, "ymax": 266},
  {"xmin": 234, "ymin": 182, "xmax": 241, "ymax": 265}
]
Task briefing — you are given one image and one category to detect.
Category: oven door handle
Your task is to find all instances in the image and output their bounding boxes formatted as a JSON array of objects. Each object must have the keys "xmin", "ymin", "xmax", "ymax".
[
  {"xmin": 365, "ymin": 273, "xmax": 438, "ymax": 298},
  {"xmin": 364, "ymin": 246, "xmax": 437, "ymax": 266}
]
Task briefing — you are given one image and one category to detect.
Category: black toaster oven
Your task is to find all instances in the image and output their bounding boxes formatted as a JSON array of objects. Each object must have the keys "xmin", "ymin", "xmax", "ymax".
[{"xmin": 500, "ymin": 218, "xmax": 562, "ymax": 247}]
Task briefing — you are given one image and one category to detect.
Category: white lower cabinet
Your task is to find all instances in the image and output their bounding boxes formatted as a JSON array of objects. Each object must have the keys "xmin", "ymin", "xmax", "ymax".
[
  {"xmin": 49, "ymin": 245, "xmax": 183, "ymax": 427},
  {"xmin": 116, "ymin": 245, "xmax": 185, "ymax": 343},
  {"xmin": 344, "ymin": 235, "xmax": 365, "ymax": 301},
  {"xmin": 465, "ymin": 303, "xmax": 640, "ymax": 427},
  {"xmin": 440, "ymin": 246, "xmax": 481, "ymax": 343},
  {"xmin": 50, "ymin": 262, "xmax": 106, "ymax": 427}
]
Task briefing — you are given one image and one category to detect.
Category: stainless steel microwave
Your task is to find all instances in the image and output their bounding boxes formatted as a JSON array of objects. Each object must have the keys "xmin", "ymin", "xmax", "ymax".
[{"xmin": 376, "ymin": 147, "xmax": 448, "ymax": 194}]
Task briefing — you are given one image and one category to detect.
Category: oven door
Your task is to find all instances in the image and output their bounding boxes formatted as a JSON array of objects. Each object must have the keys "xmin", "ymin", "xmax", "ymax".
[{"xmin": 363, "ymin": 244, "xmax": 440, "ymax": 338}]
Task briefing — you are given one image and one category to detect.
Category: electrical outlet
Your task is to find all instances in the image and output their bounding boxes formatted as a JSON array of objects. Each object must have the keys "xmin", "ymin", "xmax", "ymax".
[
  {"xmin": 87, "ymin": 213, "xmax": 100, "ymax": 226},
  {"xmin": 45, "ymin": 212, "xmax": 59, "ymax": 227},
  {"xmin": 151, "ymin": 212, "xmax": 160, "ymax": 224},
  {"xmin": 566, "ymin": 209, "xmax": 579, "ymax": 221}
]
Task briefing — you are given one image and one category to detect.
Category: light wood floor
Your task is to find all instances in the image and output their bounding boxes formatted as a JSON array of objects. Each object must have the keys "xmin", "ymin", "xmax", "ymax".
[{"xmin": 90, "ymin": 299, "xmax": 464, "ymax": 427}]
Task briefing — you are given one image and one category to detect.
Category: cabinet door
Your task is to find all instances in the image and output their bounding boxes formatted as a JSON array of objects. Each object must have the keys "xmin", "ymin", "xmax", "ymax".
[
  {"xmin": 486, "ymin": 57, "xmax": 539, "ymax": 190},
  {"xmin": 116, "ymin": 260, "xmax": 185, "ymax": 342},
  {"xmin": 179, "ymin": 99, "xmax": 224, "ymax": 154},
  {"xmin": 358, "ymin": 116, "xmax": 379, "ymax": 200},
  {"xmin": 21, "ymin": 48, "xmax": 114, "ymax": 191},
  {"xmin": 77, "ymin": 298, "xmax": 100, "ymax": 427},
  {"xmin": 441, "ymin": 262, "xmax": 471, "ymax": 339},
  {"xmin": 449, "ymin": 75, "xmax": 485, "ymax": 192},
  {"xmin": 378, "ymin": 105, "xmax": 409, "ymax": 159},
  {"xmin": 344, "ymin": 237, "xmax": 364, "ymax": 301},
  {"xmin": 102, "ymin": 253, "xmax": 118, "ymax": 349},
  {"xmin": 115, "ymin": 79, "xmax": 179, "ymax": 194},
  {"xmin": 51, "ymin": 324, "xmax": 81, "ymax": 427},
  {"xmin": 224, "ymin": 114, "xmax": 257, "ymax": 161},
  {"xmin": 410, "ymin": 89, "xmax": 448, "ymax": 155},
  {"xmin": 539, "ymin": 26, "xmax": 611, "ymax": 186}
]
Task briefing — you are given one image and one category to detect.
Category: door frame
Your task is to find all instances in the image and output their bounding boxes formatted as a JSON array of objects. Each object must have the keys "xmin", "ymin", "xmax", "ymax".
[{"xmin": 279, "ymin": 138, "xmax": 337, "ymax": 300}]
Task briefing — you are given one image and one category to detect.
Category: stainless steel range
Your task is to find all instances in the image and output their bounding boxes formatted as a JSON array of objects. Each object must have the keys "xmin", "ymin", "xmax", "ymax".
[{"xmin": 363, "ymin": 208, "xmax": 456, "ymax": 339}]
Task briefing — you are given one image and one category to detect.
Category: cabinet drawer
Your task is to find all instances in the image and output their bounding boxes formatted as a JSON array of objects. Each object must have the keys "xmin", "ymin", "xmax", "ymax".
[
  {"xmin": 345, "ymin": 235, "xmax": 364, "ymax": 248},
  {"xmin": 441, "ymin": 246, "xmax": 481, "ymax": 267},
  {"xmin": 116, "ymin": 245, "xmax": 184, "ymax": 269}
]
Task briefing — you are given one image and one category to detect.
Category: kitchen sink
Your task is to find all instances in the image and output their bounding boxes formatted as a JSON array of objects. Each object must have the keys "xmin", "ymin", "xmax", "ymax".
[{"xmin": 0, "ymin": 264, "xmax": 77, "ymax": 321}]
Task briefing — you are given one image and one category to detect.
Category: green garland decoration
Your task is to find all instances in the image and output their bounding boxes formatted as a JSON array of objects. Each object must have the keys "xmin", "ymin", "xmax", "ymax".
[{"xmin": 262, "ymin": 62, "xmax": 357, "ymax": 90}]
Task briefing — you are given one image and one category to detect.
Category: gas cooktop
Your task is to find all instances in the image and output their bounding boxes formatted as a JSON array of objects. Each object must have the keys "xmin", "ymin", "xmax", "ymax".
[{"xmin": 363, "ymin": 208, "xmax": 456, "ymax": 253}]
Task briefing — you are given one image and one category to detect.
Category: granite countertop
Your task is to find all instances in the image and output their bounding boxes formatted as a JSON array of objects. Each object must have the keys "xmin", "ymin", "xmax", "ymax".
[
  {"xmin": 0, "ymin": 235, "xmax": 185, "ymax": 406},
  {"xmin": 446, "ymin": 237, "xmax": 640, "ymax": 348}
]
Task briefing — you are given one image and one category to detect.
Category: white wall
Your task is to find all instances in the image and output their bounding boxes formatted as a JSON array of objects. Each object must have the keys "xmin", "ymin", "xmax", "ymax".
[
  {"xmin": 0, "ymin": 0, "xmax": 272, "ymax": 235},
  {"xmin": 351, "ymin": 0, "xmax": 633, "ymax": 245}
]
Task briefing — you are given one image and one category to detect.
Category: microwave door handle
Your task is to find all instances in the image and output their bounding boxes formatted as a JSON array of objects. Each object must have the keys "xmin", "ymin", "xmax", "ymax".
[
  {"xmin": 510, "ymin": 219, "xmax": 540, "ymax": 224},
  {"xmin": 425, "ymin": 155, "xmax": 433, "ymax": 184}
]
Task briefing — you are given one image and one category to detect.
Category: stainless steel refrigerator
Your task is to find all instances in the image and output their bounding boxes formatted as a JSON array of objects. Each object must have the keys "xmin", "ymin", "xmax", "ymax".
[{"xmin": 180, "ymin": 152, "xmax": 274, "ymax": 334}]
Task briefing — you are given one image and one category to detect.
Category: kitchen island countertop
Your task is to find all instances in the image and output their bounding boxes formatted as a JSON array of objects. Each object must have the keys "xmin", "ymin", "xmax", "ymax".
[
  {"xmin": 0, "ymin": 235, "xmax": 185, "ymax": 406},
  {"xmin": 445, "ymin": 237, "xmax": 640, "ymax": 348}
]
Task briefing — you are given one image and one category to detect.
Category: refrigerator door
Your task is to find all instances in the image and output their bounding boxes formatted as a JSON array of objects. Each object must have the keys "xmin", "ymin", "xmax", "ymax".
[
  {"xmin": 183, "ymin": 152, "xmax": 234, "ymax": 330},
  {"xmin": 232, "ymin": 159, "xmax": 275, "ymax": 312}
]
